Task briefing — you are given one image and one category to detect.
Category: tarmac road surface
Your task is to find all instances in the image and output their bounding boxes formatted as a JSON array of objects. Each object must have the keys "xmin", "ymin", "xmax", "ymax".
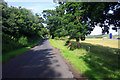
[{"xmin": 2, "ymin": 38, "xmax": 74, "ymax": 79}]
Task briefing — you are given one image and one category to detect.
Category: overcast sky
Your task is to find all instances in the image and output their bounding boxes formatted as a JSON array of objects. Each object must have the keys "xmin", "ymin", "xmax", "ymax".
[{"xmin": 5, "ymin": 0, "xmax": 118, "ymax": 35}]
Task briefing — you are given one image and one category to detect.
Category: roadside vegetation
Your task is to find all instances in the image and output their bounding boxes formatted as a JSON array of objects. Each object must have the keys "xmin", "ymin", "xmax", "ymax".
[
  {"xmin": 2, "ymin": 0, "xmax": 120, "ymax": 79},
  {"xmin": 2, "ymin": 1, "xmax": 48, "ymax": 62},
  {"xmin": 45, "ymin": 2, "xmax": 120, "ymax": 79},
  {"xmin": 2, "ymin": 36, "xmax": 43, "ymax": 63},
  {"xmin": 50, "ymin": 38, "xmax": 120, "ymax": 79}
]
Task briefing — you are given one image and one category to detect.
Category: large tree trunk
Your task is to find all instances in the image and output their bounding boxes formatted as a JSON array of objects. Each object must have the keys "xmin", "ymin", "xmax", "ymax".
[
  {"xmin": 52, "ymin": 35, "xmax": 54, "ymax": 39},
  {"xmin": 76, "ymin": 37, "xmax": 81, "ymax": 49}
]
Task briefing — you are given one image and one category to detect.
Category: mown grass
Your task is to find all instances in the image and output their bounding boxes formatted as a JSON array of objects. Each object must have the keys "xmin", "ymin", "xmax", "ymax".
[
  {"xmin": 81, "ymin": 38, "xmax": 119, "ymax": 48},
  {"xmin": 49, "ymin": 38, "xmax": 120, "ymax": 79},
  {"xmin": 2, "ymin": 37, "xmax": 43, "ymax": 63}
]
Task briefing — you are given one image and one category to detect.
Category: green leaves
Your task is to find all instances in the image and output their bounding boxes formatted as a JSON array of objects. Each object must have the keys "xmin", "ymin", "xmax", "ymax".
[
  {"xmin": 43, "ymin": 1, "xmax": 119, "ymax": 41},
  {"xmin": 18, "ymin": 36, "xmax": 28, "ymax": 46},
  {"xmin": 2, "ymin": 1, "xmax": 47, "ymax": 37},
  {"xmin": 42, "ymin": 9, "xmax": 64, "ymax": 38},
  {"xmin": 2, "ymin": 1, "xmax": 48, "ymax": 54},
  {"xmin": 62, "ymin": 2, "xmax": 89, "ymax": 41}
]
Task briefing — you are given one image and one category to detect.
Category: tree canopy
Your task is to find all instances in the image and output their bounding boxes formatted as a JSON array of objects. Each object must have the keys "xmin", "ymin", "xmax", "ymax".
[
  {"xmin": 43, "ymin": 1, "xmax": 120, "ymax": 48},
  {"xmin": 2, "ymin": 1, "xmax": 48, "ymax": 53}
]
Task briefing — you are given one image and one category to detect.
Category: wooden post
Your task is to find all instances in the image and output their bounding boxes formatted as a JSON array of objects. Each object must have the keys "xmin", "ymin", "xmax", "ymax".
[{"xmin": 88, "ymin": 46, "xmax": 90, "ymax": 52}]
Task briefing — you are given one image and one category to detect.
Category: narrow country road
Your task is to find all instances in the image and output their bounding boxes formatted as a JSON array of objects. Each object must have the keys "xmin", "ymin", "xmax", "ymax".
[{"xmin": 2, "ymin": 38, "xmax": 74, "ymax": 78}]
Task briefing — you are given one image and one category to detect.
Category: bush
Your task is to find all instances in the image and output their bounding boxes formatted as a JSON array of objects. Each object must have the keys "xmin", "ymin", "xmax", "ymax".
[
  {"xmin": 65, "ymin": 40, "xmax": 70, "ymax": 46},
  {"xmin": 67, "ymin": 41, "xmax": 81, "ymax": 50},
  {"xmin": 54, "ymin": 37, "xmax": 59, "ymax": 40},
  {"xmin": 70, "ymin": 42, "xmax": 77, "ymax": 50},
  {"xmin": 2, "ymin": 33, "xmax": 42, "ymax": 54},
  {"xmin": 2, "ymin": 33, "xmax": 23, "ymax": 54},
  {"xmin": 18, "ymin": 36, "xmax": 28, "ymax": 46}
]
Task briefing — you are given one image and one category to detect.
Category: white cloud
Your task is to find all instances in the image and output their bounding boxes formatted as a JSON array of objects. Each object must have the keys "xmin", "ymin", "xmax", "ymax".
[
  {"xmin": 43, "ymin": 23, "xmax": 47, "ymax": 27},
  {"xmin": 27, "ymin": 8, "xmax": 36, "ymax": 11},
  {"xmin": 5, "ymin": 0, "xmax": 53, "ymax": 2},
  {"xmin": 26, "ymin": 4, "xmax": 56, "ymax": 15},
  {"xmin": 109, "ymin": 25, "xmax": 118, "ymax": 35},
  {"xmin": 90, "ymin": 26, "xmax": 102, "ymax": 35},
  {"xmin": 44, "ymin": 7, "xmax": 56, "ymax": 10},
  {"xmin": 108, "ymin": 10, "xmax": 114, "ymax": 14},
  {"xmin": 90, "ymin": 25, "xmax": 118, "ymax": 35},
  {"xmin": 7, "ymin": 1, "xmax": 57, "ymax": 15}
]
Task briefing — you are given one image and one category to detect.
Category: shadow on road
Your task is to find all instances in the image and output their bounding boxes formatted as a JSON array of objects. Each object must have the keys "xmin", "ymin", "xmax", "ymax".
[{"xmin": 2, "ymin": 38, "xmax": 63, "ymax": 78}]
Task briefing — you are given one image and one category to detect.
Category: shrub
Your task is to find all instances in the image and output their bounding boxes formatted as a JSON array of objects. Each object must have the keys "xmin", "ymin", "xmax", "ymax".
[
  {"xmin": 70, "ymin": 41, "xmax": 78, "ymax": 50},
  {"xmin": 2, "ymin": 33, "xmax": 23, "ymax": 54},
  {"xmin": 54, "ymin": 37, "xmax": 59, "ymax": 40},
  {"xmin": 65, "ymin": 40, "xmax": 70, "ymax": 46},
  {"xmin": 18, "ymin": 36, "xmax": 28, "ymax": 46}
]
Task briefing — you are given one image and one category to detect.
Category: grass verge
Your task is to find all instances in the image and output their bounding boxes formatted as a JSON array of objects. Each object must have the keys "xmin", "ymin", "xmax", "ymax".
[
  {"xmin": 2, "ymin": 37, "xmax": 43, "ymax": 63},
  {"xmin": 49, "ymin": 38, "xmax": 120, "ymax": 79}
]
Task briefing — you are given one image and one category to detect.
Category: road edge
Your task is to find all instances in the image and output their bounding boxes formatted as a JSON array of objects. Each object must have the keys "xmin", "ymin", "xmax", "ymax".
[{"xmin": 48, "ymin": 39, "xmax": 87, "ymax": 80}]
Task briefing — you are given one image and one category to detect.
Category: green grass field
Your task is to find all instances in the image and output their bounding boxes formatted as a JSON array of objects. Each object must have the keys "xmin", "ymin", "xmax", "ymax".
[
  {"xmin": 50, "ymin": 38, "xmax": 120, "ymax": 79},
  {"xmin": 81, "ymin": 38, "xmax": 119, "ymax": 48}
]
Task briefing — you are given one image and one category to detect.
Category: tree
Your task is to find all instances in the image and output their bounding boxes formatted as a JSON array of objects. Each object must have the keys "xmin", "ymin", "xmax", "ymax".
[
  {"xmin": 82, "ymin": 2, "xmax": 120, "ymax": 34},
  {"xmin": 2, "ymin": 1, "xmax": 47, "ymax": 38},
  {"xmin": 2, "ymin": 1, "xmax": 48, "ymax": 53},
  {"xmin": 53, "ymin": 1, "xmax": 120, "ymax": 48},
  {"xmin": 58, "ymin": 2, "xmax": 90, "ymax": 48},
  {"xmin": 42, "ymin": 9, "xmax": 65, "ymax": 39}
]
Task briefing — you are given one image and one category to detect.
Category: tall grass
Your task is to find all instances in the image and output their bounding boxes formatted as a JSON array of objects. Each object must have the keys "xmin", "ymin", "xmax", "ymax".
[
  {"xmin": 2, "ymin": 33, "xmax": 23, "ymax": 53},
  {"xmin": 49, "ymin": 38, "xmax": 120, "ymax": 79},
  {"xmin": 2, "ymin": 33, "xmax": 43, "ymax": 63},
  {"xmin": 2, "ymin": 33, "xmax": 43, "ymax": 54}
]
